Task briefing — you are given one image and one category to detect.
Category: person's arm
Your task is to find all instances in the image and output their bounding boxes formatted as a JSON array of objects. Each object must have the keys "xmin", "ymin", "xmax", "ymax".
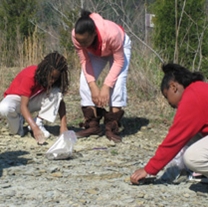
[
  {"xmin": 144, "ymin": 102, "xmax": 204, "ymax": 175},
  {"xmin": 72, "ymin": 31, "xmax": 100, "ymax": 106},
  {"xmin": 88, "ymin": 81, "xmax": 101, "ymax": 107},
  {"xmin": 58, "ymin": 100, "xmax": 68, "ymax": 134},
  {"xmin": 99, "ymin": 84, "xmax": 110, "ymax": 107},
  {"xmin": 103, "ymin": 36, "xmax": 125, "ymax": 88},
  {"xmin": 130, "ymin": 168, "xmax": 148, "ymax": 185},
  {"xmin": 20, "ymin": 96, "xmax": 45, "ymax": 144},
  {"xmin": 131, "ymin": 92, "xmax": 205, "ymax": 184},
  {"xmin": 99, "ymin": 46, "xmax": 124, "ymax": 107},
  {"xmin": 99, "ymin": 32, "xmax": 125, "ymax": 107},
  {"xmin": 71, "ymin": 30, "xmax": 95, "ymax": 83}
]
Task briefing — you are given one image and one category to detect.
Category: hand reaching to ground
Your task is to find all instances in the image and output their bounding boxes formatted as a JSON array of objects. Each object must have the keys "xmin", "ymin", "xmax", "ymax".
[
  {"xmin": 33, "ymin": 127, "xmax": 46, "ymax": 145},
  {"xmin": 130, "ymin": 168, "xmax": 148, "ymax": 185}
]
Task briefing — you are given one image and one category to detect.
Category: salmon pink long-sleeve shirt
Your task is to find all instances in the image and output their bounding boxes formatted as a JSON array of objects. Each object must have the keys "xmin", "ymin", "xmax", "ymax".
[
  {"xmin": 71, "ymin": 13, "xmax": 125, "ymax": 88},
  {"xmin": 145, "ymin": 81, "xmax": 208, "ymax": 175}
]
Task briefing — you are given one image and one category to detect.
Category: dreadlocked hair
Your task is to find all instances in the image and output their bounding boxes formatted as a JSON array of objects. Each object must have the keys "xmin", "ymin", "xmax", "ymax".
[{"xmin": 35, "ymin": 51, "xmax": 69, "ymax": 95}]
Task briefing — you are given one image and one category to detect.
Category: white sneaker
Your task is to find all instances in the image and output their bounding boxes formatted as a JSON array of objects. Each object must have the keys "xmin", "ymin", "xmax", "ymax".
[
  {"xmin": 37, "ymin": 123, "xmax": 51, "ymax": 138},
  {"xmin": 28, "ymin": 117, "xmax": 50, "ymax": 138}
]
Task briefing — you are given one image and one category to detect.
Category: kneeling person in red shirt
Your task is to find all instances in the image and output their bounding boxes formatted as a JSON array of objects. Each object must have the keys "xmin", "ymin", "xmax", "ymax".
[
  {"xmin": 131, "ymin": 63, "xmax": 208, "ymax": 184},
  {"xmin": 0, "ymin": 51, "xmax": 69, "ymax": 145}
]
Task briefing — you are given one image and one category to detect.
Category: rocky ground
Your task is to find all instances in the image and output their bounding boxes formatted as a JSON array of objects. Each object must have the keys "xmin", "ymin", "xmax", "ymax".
[{"xmin": 0, "ymin": 93, "xmax": 208, "ymax": 207}]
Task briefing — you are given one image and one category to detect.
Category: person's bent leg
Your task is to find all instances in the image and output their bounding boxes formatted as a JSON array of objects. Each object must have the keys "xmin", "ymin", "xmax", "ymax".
[
  {"xmin": 0, "ymin": 95, "xmax": 23, "ymax": 135},
  {"xmin": 28, "ymin": 87, "xmax": 63, "ymax": 138},
  {"xmin": 77, "ymin": 54, "xmax": 108, "ymax": 137},
  {"xmin": 104, "ymin": 34, "xmax": 131, "ymax": 143},
  {"xmin": 76, "ymin": 106, "xmax": 105, "ymax": 137},
  {"xmin": 104, "ymin": 107, "xmax": 124, "ymax": 142},
  {"xmin": 183, "ymin": 135, "xmax": 208, "ymax": 177},
  {"xmin": 29, "ymin": 87, "xmax": 63, "ymax": 123}
]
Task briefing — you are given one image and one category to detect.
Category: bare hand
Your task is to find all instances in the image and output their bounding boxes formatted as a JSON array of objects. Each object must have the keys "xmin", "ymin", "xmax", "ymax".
[
  {"xmin": 99, "ymin": 84, "xmax": 110, "ymax": 107},
  {"xmin": 33, "ymin": 128, "xmax": 46, "ymax": 145},
  {"xmin": 60, "ymin": 126, "xmax": 68, "ymax": 135},
  {"xmin": 130, "ymin": 168, "xmax": 148, "ymax": 185},
  {"xmin": 89, "ymin": 82, "xmax": 100, "ymax": 106}
]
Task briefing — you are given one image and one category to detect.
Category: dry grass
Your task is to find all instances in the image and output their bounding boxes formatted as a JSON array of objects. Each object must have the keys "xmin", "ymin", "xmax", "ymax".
[
  {"xmin": 0, "ymin": 28, "xmax": 44, "ymax": 96},
  {"xmin": 0, "ymin": 29, "xmax": 173, "ymax": 121}
]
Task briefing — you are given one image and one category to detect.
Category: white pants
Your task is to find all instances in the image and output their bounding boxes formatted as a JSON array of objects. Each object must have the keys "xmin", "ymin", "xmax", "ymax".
[
  {"xmin": 0, "ymin": 88, "xmax": 63, "ymax": 134},
  {"xmin": 80, "ymin": 34, "xmax": 132, "ymax": 107},
  {"xmin": 183, "ymin": 135, "xmax": 208, "ymax": 177}
]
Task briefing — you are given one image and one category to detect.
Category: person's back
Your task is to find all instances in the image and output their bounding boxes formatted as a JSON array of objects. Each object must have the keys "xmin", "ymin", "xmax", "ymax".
[
  {"xmin": 4, "ymin": 65, "xmax": 41, "ymax": 97},
  {"xmin": 176, "ymin": 81, "xmax": 208, "ymax": 135}
]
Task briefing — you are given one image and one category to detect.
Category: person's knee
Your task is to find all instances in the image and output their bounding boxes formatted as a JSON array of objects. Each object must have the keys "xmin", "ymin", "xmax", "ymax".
[
  {"xmin": 183, "ymin": 146, "xmax": 206, "ymax": 172},
  {"xmin": 183, "ymin": 149, "xmax": 190, "ymax": 166},
  {"xmin": 0, "ymin": 101, "xmax": 10, "ymax": 116},
  {"xmin": 183, "ymin": 148, "xmax": 196, "ymax": 171}
]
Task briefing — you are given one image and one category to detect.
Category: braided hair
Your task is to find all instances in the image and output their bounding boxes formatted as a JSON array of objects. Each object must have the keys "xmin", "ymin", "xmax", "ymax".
[
  {"xmin": 35, "ymin": 51, "xmax": 69, "ymax": 95},
  {"xmin": 160, "ymin": 63, "xmax": 204, "ymax": 92}
]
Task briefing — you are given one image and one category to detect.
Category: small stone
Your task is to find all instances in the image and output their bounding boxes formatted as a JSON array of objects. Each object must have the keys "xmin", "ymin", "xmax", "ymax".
[
  {"xmin": 183, "ymin": 193, "xmax": 190, "ymax": 198},
  {"xmin": 124, "ymin": 177, "xmax": 130, "ymax": 183},
  {"xmin": 51, "ymin": 172, "xmax": 63, "ymax": 178},
  {"xmin": 1, "ymin": 184, "xmax": 11, "ymax": 188}
]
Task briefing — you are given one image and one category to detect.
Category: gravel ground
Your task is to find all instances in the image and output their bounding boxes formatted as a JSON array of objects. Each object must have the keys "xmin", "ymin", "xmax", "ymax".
[{"xmin": 0, "ymin": 92, "xmax": 208, "ymax": 207}]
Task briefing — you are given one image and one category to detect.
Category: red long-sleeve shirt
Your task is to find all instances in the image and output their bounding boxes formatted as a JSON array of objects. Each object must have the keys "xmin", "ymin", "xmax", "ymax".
[
  {"xmin": 145, "ymin": 81, "xmax": 208, "ymax": 175},
  {"xmin": 4, "ymin": 65, "xmax": 43, "ymax": 98}
]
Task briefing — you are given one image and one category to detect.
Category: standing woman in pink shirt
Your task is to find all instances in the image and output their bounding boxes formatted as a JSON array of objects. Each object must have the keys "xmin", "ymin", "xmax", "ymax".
[{"xmin": 71, "ymin": 10, "xmax": 131, "ymax": 143}]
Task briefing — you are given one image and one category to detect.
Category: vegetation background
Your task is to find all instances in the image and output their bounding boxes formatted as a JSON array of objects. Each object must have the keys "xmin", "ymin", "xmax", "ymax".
[{"xmin": 0, "ymin": 0, "xmax": 208, "ymax": 122}]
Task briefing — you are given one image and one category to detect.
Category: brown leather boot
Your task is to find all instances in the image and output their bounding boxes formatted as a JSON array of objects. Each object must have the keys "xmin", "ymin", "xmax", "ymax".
[
  {"xmin": 76, "ymin": 107, "xmax": 105, "ymax": 138},
  {"xmin": 104, "ymin": 110, "xmax": 124, "ymax": 143}
]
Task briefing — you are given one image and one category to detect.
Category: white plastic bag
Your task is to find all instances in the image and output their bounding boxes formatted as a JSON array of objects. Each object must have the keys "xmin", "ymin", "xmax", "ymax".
[
  {"xmin": 159, "ymin": 135, "xmax": 203, "ymax": 183},
  {"xmin": 159, "ymin": 146, "xmax": 188, "ymax": 182},
  {"xmin": 45, "ymin": 130, "xmax": 77, "ymax": 160}
]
